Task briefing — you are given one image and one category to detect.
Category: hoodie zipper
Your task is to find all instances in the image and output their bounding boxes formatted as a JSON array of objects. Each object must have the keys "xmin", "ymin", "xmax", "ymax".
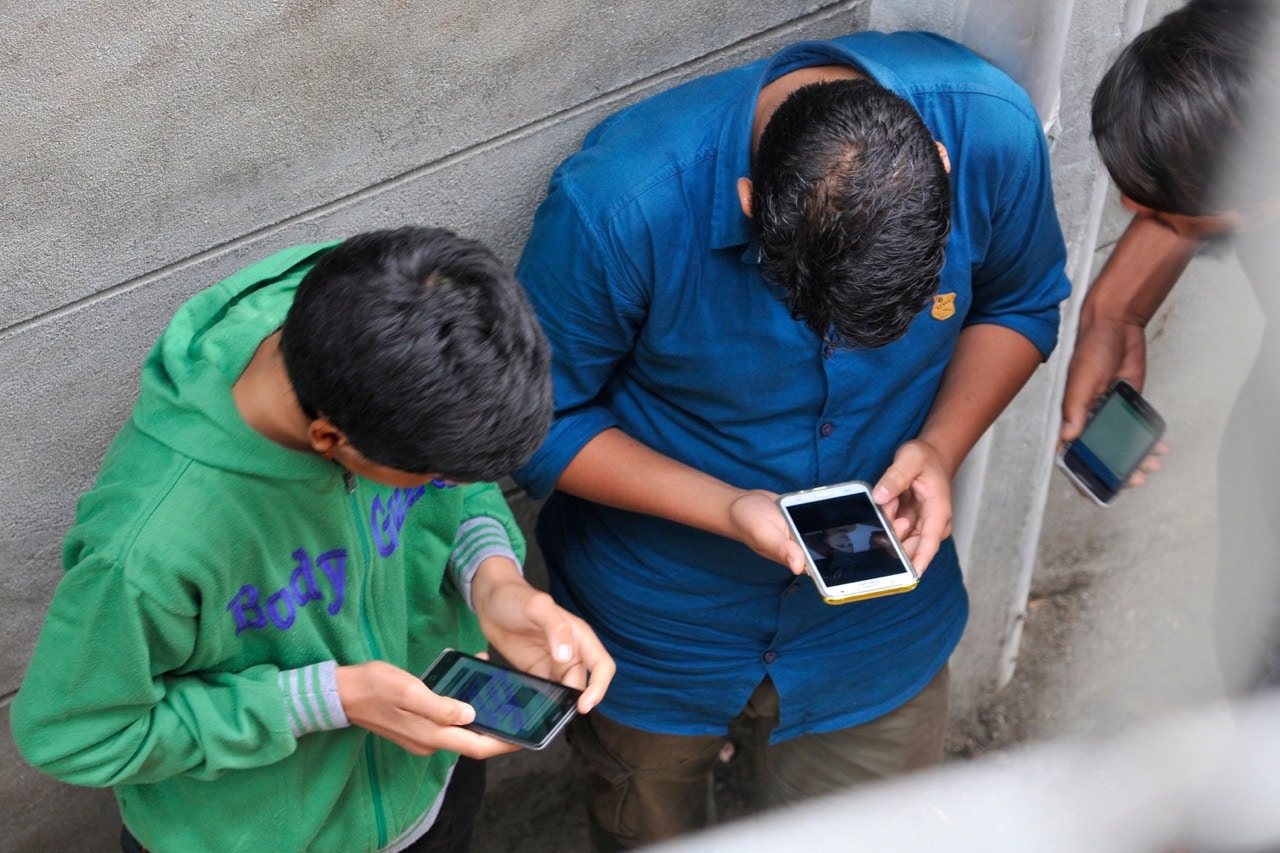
[{"xmin": 341, "ymin": 466, "xmax": 390, "ymax": 849}]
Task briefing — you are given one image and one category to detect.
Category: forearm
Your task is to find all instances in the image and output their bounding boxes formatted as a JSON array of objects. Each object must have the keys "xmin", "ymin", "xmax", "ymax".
[
  {"xmin": 1060, "ymin": 215, "xmax": 1200, "ymax": 439},
  {"xmin": 554, "ymin": 427, "xmax": 748, "ymax": 539},
  {"xmin": 1081, "ymin": 215, "xmax": 1199, "ymax": 328},
  {"xmin": 553, "ymin": 428, "xmax": 807, "ymax": 574},
  {"xmin": 918, "ymin": 323, "xmax": 1044, "ymax": 478}
]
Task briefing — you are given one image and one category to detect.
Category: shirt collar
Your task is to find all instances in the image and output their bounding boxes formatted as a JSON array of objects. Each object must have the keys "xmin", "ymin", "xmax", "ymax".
[{"xmin": 708, "ymin": 38, "xmax": 899, "ymax": 252}]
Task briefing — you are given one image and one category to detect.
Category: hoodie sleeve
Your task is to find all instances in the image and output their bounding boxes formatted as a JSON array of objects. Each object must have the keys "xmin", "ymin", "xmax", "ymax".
[
  {"xmin": 446, "ymin": 482, "xmax": 528, "ymax": 609},
  {"xmin": 11, "ymin": 554, "xmax": 301, "ymax": 787}
]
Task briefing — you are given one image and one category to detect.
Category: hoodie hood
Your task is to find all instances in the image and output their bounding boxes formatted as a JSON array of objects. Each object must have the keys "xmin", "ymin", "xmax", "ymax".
[{"xmin": 132, "ymin": 241, "xmax": 341, "ymax": 480}]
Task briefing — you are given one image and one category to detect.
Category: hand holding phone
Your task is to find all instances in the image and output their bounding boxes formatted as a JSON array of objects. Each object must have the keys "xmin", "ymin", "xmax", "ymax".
[
  {"xmin": 776, "ymin": 480, "xmax": 919, "ymax": 604},
  {"xmin": 335, "ymin": 660, "xmax": 522, "ymax": 758},
  {"xmin": 422, "ymin": 649, "xmax": 581, "ymax": 750},
  {"xmin": 1057, "ymin": 379, "xmax": 1166, "ymax": 506}
]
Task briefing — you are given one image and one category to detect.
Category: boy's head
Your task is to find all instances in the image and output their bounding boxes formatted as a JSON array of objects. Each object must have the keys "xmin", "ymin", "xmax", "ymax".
[
  {"xmin": 280, "ymin": 226, "xmax": 552, "ymax": 483},
  {"xmin": 748, "ymin": 78, "xmax": 952, "ymax": 349},
  {"xmin": 1092, "ymin": 0, "xmax": 1280, "ymax": 227}
]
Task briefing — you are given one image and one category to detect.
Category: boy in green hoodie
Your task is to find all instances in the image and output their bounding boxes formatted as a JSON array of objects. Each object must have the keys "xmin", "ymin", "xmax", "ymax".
[{"xmin": 11, "ymin": 225, "xmax": 615, "ymax": 853}]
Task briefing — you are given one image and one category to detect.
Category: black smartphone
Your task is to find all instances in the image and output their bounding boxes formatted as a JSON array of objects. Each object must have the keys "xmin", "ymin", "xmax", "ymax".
[
  {"xmin": 421, "ymin": 649, "xmax": 581, "ymax": 750},
  {"xmin": 1057, "ymin": 379, "xmax": 1166, "ymax": 507}
]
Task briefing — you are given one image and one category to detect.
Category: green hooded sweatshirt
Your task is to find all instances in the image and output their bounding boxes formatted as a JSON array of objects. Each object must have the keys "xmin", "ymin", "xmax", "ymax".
[{"xmin": 11, "ymin": 243, "xmax": 526, "ymax": 852}]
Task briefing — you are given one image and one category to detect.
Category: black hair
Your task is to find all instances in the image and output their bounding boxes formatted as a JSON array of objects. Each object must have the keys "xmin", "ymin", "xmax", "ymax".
[
  {"xmin": 1092, "ymin": 0, "xmax": 1279, "ymax": 216},
  {"xmin": 280, "ymin": 225, "xmax": 552, "ymax": 482},
  {"xmin": 750, "ymin": 78, "xmax": 951, "ymax": 349}
]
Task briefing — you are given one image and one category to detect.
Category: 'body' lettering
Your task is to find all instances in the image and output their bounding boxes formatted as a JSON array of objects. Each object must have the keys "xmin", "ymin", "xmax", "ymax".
[{"xmin": 226, "ymin": 546, "xmax": 348, "ymax": 635}]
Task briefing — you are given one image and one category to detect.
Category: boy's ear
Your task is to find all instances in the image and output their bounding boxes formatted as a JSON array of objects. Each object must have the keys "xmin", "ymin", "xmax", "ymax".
[{"xmin": 307, "ymin": 417, "xmax": 347, "ymax": 458}]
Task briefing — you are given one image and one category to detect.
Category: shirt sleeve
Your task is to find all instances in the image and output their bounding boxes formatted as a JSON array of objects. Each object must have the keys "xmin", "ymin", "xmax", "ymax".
[
  {"xmin": 961, "ymin": 97, "xmax": 1071, "ymax": 358},
  {"xmin": 10, "ymin": 556, "xmax": 300, "ymax": 787},
  {"xmin": 511, "ymin": 164, "xmax": 651, "ymax": 499}
]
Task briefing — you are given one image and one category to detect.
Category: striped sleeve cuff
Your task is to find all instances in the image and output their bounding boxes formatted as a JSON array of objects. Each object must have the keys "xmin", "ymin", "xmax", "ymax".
[
  {"xmin": 449, "ymin": 516, "xmax": 521, "ymax": 611},
  {"xmin": 278, "ymin": 661, "xmax": 350, "ymax": 737}
]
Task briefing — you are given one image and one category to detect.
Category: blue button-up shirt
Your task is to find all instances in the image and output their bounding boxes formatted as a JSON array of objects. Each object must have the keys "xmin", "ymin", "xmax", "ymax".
[{"xmin": 514, "ymin": 31, "xmax": 1069, "ymax": 740}]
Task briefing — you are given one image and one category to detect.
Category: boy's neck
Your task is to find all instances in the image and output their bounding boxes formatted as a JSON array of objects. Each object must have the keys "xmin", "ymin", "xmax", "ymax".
[{"xmin": 232, "ymin": 331, "xmax": 315, "ymax": 453}]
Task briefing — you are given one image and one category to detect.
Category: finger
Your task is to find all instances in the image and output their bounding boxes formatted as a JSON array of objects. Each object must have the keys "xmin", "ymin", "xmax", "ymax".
[
  {"xmin": 1060, "ymin": 375, "xmax": 1108, "ymax": 444},
  {"xmin": 534, "ymin": 615, "xmax": 615, "ymax": 711},
  {"xmin": 1137, "ymin": 454, "xmax": 1164, "ymax": 475},
  {"xmin": 515, "ymin": 590, "xmax": 576, "ymax": 665},
  {"xmin": 779, "ymin": 538, "xmax": 808, "ymax": 576},
  {"xmin": 909, "ymin": 498, "xmax": 950, "ymax": 575},
  {"xmin": 542, "ymin": 618, "xmax": 576, "ymax": 666},
  {"xmin": 1059, "ymin": 399, "xmax": 1090, "ymax": 444},
  {"xmin": 872, "ymin": 463, "xmax": 914, "ymax": 509},
  {"xmin": 430, "ymin": 725, "xmax": 522, "ymax": 759},
  {"xmin": 1054, "ymin": 381, "xmax": 1095, "ymax": 440},
  {"xmin": 411, "ymin": 687, "xmax": 479, "ymax": 727},
  {"xmin": 577, "ymin": 652, "xmax": 616, "ymax": 713}
]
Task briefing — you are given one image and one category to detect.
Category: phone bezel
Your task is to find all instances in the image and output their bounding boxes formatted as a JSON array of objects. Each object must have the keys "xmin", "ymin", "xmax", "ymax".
[
  {"xmin": 421, "ymin": 648, "xmax": 581, "ymax": 750},
  {"xmin": 776, "ymin": 480, "xmax": 919, "ymax": 605},
  {"xmin": 1056, "ymin": 379, "xmax": 1166, "ymax": 508}
]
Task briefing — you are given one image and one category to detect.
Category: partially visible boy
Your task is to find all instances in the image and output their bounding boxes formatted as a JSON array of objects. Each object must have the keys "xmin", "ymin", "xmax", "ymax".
[
  {"xmin": 1060, "ymin": 0, "xmax": 1280, "ymax": 694},
  {"xmin": 11, "ymin": 226, "xmax": 614, "ymax": 852}
]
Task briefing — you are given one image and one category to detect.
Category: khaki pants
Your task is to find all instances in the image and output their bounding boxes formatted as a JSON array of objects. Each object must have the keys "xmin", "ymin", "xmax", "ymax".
[{"xmin": 568, "ymin": 666, "xmax": 950, "ymax": 851}]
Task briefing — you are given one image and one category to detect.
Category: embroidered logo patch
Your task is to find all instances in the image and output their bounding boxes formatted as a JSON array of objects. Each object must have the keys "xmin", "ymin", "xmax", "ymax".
[{"xmin": 931, "ymin": 292, "xmax": 956, "ymax": 321}]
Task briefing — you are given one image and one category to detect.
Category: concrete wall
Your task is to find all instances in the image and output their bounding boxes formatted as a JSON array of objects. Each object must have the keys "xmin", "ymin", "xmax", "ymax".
[
  {"xmin": 868, "ymin": 0, "xmax": 1153, "ymax": 713},
  {"xmin": 1, "ymin": 0, "xmax": 1177, "ymax": 847},
  {"xmin": 3, "ymin": 2, "xmax": 877, "ymax": 848}
]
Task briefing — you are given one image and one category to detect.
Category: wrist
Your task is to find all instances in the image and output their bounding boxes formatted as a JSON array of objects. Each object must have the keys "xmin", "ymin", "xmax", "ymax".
[
  {"xmin": 450, "ymin": 517, "xmax": 520, "ymax": 611},
  {"xmin": 909, "ymin": 435, "xmax": 961, "ymax": 483},
  {"xmin": 470, "ymin": 556, "xmax": 527, "ymax": 611},
  {"xmin": 281, "ymin": 661, "xmax": 350, "ymax": 736},
  {"xmin": 1080, "ymin": 292, "xmax": 1152, "ymax": 333}
]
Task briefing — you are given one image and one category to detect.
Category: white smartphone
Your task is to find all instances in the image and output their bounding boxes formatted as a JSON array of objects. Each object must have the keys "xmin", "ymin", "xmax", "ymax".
[
  {"xmin": 1057, "ymin": 379, "xmax": 1166, "ymax": 507},
  {"xmin": 421, "ymin": 648, "xmax": 581, "ymax": 750},
  {"xmin": 776, "ymin": 480, "xmax": 919, "ymax": 604}
]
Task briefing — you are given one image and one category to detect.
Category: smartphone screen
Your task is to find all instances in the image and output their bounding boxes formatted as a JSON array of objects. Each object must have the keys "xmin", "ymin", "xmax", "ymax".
[
  {"xmin": 780, "ymin": 488, "xmax": 915, "ymax": 592},
  {"xmin": 1059, "ymin": 380, "xmax": 1165, "ymax": 505},
  {"xmin": 422, "ymin": 649, "xmax": 581, "ymax": 750}
]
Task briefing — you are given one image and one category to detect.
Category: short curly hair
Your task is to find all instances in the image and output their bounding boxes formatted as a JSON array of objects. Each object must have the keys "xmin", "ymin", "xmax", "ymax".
[
  {"xmin": 751, "ymin": 78, "xmax": 951, "ymax": 349},
  {"xmin": 281, "ymin": 226, "xmax": 552, "ymax": 482}
]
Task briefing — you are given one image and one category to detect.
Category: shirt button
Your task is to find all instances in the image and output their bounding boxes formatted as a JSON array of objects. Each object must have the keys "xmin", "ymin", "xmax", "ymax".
[
  {"xmin": 763, "ymin": 650, "xmax": 778, "ymax": 664},
  {"xmin": 820, "ymin": 421, "xmax": 835, "ymax": 437},
  {"xmin": 823, "ymin": 344, "xmax": 835, "ymax": 359}
]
